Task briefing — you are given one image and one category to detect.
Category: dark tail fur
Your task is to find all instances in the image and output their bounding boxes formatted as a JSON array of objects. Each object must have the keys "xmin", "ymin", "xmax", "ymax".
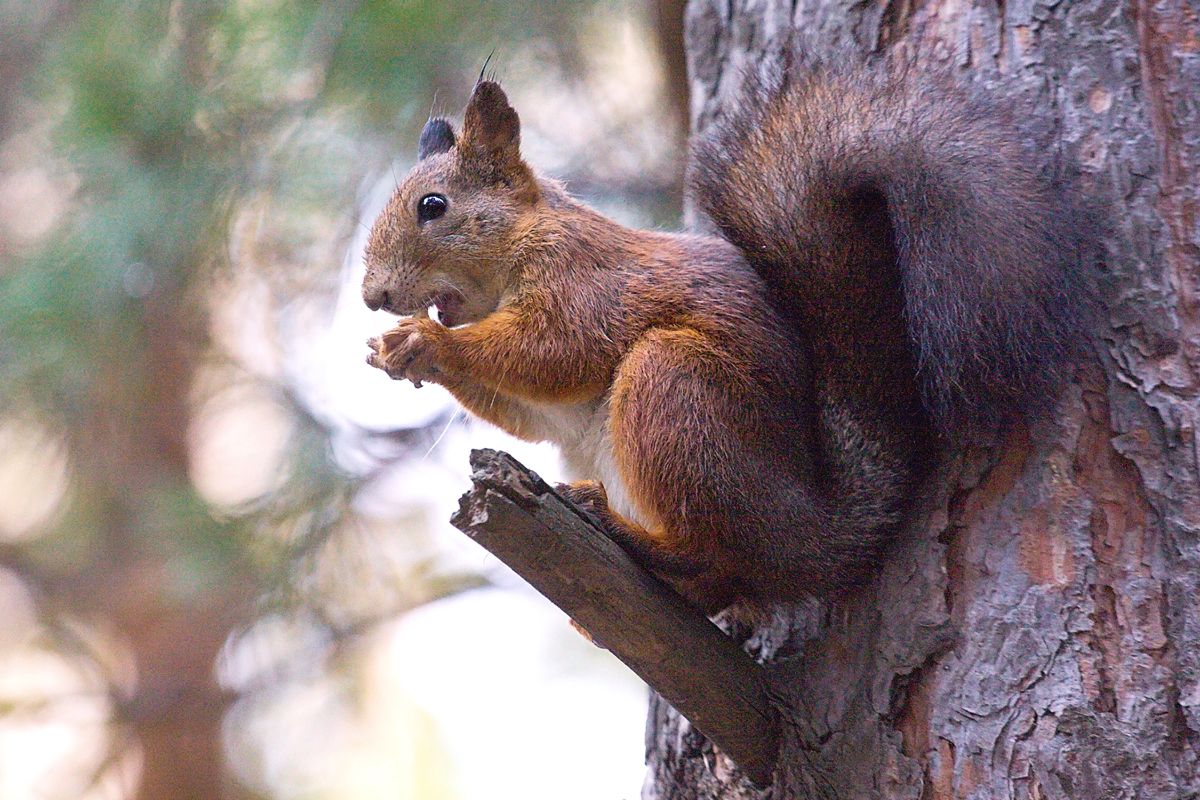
[{"xmin": 690, "ymin": 58, "xmax": 1092, "ymax": 436}]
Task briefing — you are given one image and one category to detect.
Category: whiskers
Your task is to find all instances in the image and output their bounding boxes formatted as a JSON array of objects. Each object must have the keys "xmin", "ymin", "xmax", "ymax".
[{"xmin": 423, "ymin": 404, "xmax": 463, "ymax": 460}]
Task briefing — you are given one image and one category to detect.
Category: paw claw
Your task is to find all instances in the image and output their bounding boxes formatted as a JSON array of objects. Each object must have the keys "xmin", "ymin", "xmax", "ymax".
[
  {"xmin": 558, "ymin": 480, "xmax": 611, "ymax": 519},
  {"xmin": 570, "ymin": 619, "xmax": 604, "ymax": 648}
]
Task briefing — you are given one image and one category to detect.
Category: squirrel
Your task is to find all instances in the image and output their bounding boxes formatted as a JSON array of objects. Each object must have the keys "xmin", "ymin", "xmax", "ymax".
[{"xmin": 360, "ymin": 63, "xmax": 1089, "ymax": 612}]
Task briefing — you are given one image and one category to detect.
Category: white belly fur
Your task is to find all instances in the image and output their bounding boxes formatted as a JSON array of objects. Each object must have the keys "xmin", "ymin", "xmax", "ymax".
[{"xmin": 515, "ymin": 396, "xmax": 642, "ymax": 526}]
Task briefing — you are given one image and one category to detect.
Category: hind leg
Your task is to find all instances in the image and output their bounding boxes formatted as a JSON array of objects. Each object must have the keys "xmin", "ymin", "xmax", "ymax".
[
  {"xmin": 557, "ymin": 328, "xmax": 792, "ymax": 611},
  {"xmin": 558, "ymin": 480, "xmax": 741, "ymax": 613}
]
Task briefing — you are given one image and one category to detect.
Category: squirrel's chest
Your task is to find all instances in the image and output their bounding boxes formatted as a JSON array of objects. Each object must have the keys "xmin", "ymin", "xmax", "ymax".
[{"xmin": 521, "ymin": 397, "xmax": 638, "ymax": 523}]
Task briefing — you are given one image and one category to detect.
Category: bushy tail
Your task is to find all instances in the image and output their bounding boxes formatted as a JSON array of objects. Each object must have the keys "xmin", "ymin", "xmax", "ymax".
[{"xmin": 690, "ymin": 58, "xmax": 1093, "ymax": 434}]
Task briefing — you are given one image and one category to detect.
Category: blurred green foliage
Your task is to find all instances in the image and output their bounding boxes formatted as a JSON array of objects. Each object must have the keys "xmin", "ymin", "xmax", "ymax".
[
  {"xmin": 0, "ymin": 0, "xmax": 614, "ymax": 581},
  {"xmin": 3, "ymin": 0, "xmax": 580, "ymax": 410},
  {"xmin": 0, "ymin": 0, "xmax": 625, "ymax": 796}
]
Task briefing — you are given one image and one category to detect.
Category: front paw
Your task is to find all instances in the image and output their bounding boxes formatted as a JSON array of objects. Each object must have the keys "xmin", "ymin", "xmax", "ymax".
[{"xmin": 366, "ymin": 317, "xmax": 445, "ymax": 387}]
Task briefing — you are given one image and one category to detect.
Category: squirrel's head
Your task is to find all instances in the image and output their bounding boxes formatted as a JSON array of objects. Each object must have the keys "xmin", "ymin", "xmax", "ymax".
[{"xmin": 361, "ymin": 81, "xmax": 539, "ymax": 328}]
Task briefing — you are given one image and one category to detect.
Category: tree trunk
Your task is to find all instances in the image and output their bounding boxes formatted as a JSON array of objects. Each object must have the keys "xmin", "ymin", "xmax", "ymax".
[{"xmin": 644, "ymin": 0, "xmax": 1200, "ymax": 797}]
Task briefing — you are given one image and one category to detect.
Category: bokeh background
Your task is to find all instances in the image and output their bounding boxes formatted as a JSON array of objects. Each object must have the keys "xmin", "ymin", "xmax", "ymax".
[{"xmin": 0, "ymin": 1, "xmax": 686, "ymax": 797}]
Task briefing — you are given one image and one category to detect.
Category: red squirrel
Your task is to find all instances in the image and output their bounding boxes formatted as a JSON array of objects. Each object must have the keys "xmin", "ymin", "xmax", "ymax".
[{"xmin": 361, "ymin": 68, "xmax": 1088, "ymax": 611}]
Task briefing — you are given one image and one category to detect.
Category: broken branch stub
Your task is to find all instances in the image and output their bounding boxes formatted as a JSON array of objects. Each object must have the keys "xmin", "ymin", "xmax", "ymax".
[{"xmin": 449, "ymin": 447, "xmax": 780, "ymax": 787}]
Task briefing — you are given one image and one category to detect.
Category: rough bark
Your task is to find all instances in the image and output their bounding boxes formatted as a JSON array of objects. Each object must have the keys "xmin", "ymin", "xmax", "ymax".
[{"xmin": 640, "ymin": 0, "xmax": 1200, "ymax": 797}]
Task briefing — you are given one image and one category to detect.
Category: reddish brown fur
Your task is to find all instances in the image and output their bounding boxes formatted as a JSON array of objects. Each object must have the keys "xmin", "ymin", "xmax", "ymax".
[{"xmin": 361, "ymin": 75, "xmax": 1088, "ymax": 611}]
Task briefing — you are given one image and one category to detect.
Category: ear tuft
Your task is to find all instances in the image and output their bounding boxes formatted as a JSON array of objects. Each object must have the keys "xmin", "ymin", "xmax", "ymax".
[
  {"xmin": 418, "ymin": 118, "xmax": 456, "ymax": 160},
  {"xmin": 460, "ymin": 81, "xmax": 521, "ymax": 162}
]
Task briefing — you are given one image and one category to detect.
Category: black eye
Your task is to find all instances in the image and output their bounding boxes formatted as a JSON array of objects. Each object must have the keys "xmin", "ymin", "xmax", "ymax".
[{"xmin": 418, "ymin": 193, "xmax": 448, "ymax": 223}]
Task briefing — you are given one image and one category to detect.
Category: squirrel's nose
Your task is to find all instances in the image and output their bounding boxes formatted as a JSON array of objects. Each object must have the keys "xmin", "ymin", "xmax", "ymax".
[
  {"xmin": 361, "ymin": 278, "xmax": 390, "ymax": 312},
  {"xmin": 363, "ymin": 289, "xmax": 388, "ymax": 312}
]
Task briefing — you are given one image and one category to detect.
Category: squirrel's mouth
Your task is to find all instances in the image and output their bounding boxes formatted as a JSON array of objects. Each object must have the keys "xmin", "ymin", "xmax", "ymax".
[{"xmin": 417, "ymin": 289, "xmax": 465, "ymax": 328}]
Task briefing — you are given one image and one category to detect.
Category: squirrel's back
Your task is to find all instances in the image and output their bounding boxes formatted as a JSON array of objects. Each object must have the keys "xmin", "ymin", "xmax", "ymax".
[{"xmin": 691, "ymin": 60, "xmax": 1092, "ymax": 436}]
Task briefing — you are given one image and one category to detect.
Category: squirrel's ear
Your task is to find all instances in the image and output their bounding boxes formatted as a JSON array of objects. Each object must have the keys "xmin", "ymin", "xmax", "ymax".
[
  {"xmin": 418, "ymin": 118, "xmax": 456, "ymax": 160},
  {"xmin": 459, "ymin": 81, "xmax": 521, "ymax": 163}
]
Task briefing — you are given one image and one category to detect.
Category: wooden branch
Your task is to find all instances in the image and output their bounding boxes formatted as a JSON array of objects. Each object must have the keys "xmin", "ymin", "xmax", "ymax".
[{"xmin": 449, "ymin": 448, "xmax": 780, "ymax": 787}]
